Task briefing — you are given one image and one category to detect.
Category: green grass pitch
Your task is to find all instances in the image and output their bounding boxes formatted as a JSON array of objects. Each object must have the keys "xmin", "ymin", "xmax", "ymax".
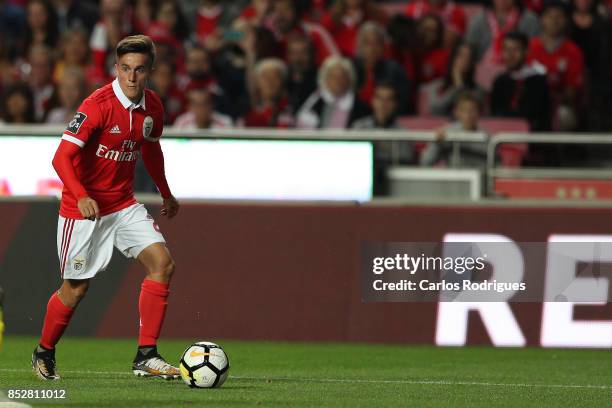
[{"xmin": 1, "ymin": 336, "xmax": 611, "ymax": 407}]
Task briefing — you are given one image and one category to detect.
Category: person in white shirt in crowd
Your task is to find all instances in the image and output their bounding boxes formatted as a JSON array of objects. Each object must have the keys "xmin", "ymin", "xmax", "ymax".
[
  {"xmin": 296, "ymin": 56, "xmax": 370, "ymax": 129},
  {"xmin": 46, "ymin": 67, "xmax": 87, "ymax": 124},
  {"xmin": 173, "ymin": 87, "xmax": 233, "ymax": 129}
]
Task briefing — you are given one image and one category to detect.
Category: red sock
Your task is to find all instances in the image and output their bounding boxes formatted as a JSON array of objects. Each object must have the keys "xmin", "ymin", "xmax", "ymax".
[
  {"xmin": 39, "ymin": 292, "xmax": 75, "ymax": 349},
  {"xmin": 138, "ymin": 279, "xmax": 170, "ymax": 346}
]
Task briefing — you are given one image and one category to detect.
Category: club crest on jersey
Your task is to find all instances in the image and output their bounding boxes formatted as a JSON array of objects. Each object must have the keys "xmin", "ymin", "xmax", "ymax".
[
  {"xmin": 67, "ymin": 112, "xmax": 87, "ymax": 134},
  {"xmin": 143, "ymin": 116, "xmax": 154, "ymax": 138},
  {"xmin": 73, "ymin": 257, "xmax": 85, "ymax": 271}
]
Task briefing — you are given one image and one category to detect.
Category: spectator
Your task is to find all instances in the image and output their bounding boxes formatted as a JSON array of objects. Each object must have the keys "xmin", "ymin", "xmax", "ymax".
[
  {"xmin": 133, "ymin": 0, "xmax": 155, "ymax": 34},
  {"xmin": 286, "ymin": 34, "xmax": 318, "ymax": 114},
  {"xmin": 467, "ymin": 0, "xmax": 540, "ymax": 62},
  {"xmin": 420, "ymin": 91, "xmax": 488, "ymax": 169},
  {"xmin": 0, "ymin": 34, "xmax": 20, "ymax": 91},
  {"xmin": 422, "ymin": 42, "xmax": 485, "ymax": 116},
  {"xmin": 352, "ymin": 22, "xmax": 410, "ymax": 114},
  {"xmin": 52, "ymin": 0, "xmax": 98, "ymax": 35},
  {"xmin": 180, "ymin": 45, "xmax": 215, "ymax": 90},
  {"xmin": 243, "ymin": 58, "xmax": 293, "ymax": 127},
  {"xmin": 46, "ymin": 67, "xmax": 86, "ymax": 124},
  {"xmin": 405, "ymin": 0, "xmax": 467, "ymax": 47},
  {"xmin": 297, "ymin": 56, "xmax": 370, "ymax": 129},
  {"xmin": 320, "ymin": 0, "xmax": 387, "ymax": 57},
  {"xmin": 570, "ymin": 0, "xmax": 607, "ymax": 76},
  {"xmin": 174, "ymin": 88, "xmax": 233, "ymax": 129},
  {"xmin": 414, "ymin": 14, "xmax": 450, "ymax": 86},
  {"xmin": 151, "ymin": 59, "xmax": 185, "ymax": 125},
  {"xmin": 24, "ymin": 0, "xmax": 59, "ymax": 56},
  {"xmin": 491, "ymin": 32, "xmax": 550, "ymax": 131},
  {"xmin": 89, "ymin": 0, "xmax": 133, "ymax": 85},
  {"xmin": 53, "ymin": 28, "xmax": 90, "ymax": 84},
  {"xmin": 268, "ymin": 0, "xmax": 339, "ymax": 66},
  {"xmin": 150, "ymin": 0, "xmax": 190, "ymax": 46},
  {"xmin": 528, "ymin": 1, "xmax": 585, "ymax": 131},
  {"xmin": 0, "ymin": 0, "xmax": 26, "ymax": 60},
  {"xmin": 1, "ymin": 82, "xmax": 36, "ymax": 123},
  {"xmin": 25, "ymin": 45, "xmax": 55, "ymax": 121},
  {"xmin": 353, "ymin": 82, "xmax": 414, "ymax": 196},
  {"xmin": 570, "ymin": 0, "xmax": 611, "ymax": 130},
  {"xmin": 387, "ymin": 15, "xmax": 419, "ymax": 98}
]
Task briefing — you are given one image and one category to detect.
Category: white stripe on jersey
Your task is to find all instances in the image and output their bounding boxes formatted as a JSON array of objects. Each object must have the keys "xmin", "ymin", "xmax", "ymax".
[{"xmin": 62, "ymin": 134, "xmax": 85, "ymax": 148}]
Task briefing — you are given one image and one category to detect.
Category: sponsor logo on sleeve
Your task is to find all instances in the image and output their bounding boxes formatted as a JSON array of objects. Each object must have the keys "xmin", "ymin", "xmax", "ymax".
[{"xmin": 67, "ymin": 112, "xmax": 87, "ymax": 134}]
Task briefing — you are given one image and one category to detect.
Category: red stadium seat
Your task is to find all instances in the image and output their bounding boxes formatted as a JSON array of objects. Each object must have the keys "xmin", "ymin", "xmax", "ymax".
[{"xmin": 482, "ymin": 119, "xmax": 529, "ymax": 168}]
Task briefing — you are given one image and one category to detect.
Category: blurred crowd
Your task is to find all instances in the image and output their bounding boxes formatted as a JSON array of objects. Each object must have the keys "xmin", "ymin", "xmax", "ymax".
[{"xmin": 1, "ymin": 1, "xmax": 612, "ymax": 154}]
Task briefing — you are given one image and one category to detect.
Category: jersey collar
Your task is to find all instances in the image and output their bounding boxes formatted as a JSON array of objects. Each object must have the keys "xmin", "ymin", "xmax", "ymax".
[{"xmin": 112, "ymin": 78, "xmax": 146, "ymax": 110}]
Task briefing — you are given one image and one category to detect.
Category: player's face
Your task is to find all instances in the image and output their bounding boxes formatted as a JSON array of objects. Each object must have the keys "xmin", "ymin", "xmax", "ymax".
[{"xmin": 115, "ymin": 52, "xmax": 151, "ymax": 103}]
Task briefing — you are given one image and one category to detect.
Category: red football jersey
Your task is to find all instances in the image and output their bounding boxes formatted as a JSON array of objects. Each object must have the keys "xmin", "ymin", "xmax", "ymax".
[
  {"xmin": 59, "ymin": 79, "xmax": 164, "ymax": 218},
  {"xmin": 527, "ymin": 37, "xmax": 585, "ymax": 93}
]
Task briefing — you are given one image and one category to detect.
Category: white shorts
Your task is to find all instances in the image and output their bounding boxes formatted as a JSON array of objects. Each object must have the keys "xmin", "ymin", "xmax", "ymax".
[{"xmin": 57, "ymin": 203, "xmax": 165, "ymax": 280}]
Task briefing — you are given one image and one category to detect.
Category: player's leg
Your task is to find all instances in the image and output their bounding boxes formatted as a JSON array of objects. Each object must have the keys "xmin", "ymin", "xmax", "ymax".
[
  {"xmin": 33, "ymin": 215, "xmax": 114, "ymax": 380},
  {"xmin": 113, "ymin": 203, "xmax": 179, "ymax": 379},
  {"xmin": 131, "ymin": 243, "xmax": 179, "ymax": 379},
  {"xmin": 32, "ymin": 279, "xmax": 89, "ymax": 380}
]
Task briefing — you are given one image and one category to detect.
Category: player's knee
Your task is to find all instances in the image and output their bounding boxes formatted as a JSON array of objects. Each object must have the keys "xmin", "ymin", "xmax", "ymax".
[
  {"xmin": 61, "ymin": 280, "xmax": 89, "ymax": 305},
  {"xmin": 148, "ymin": 256, "xmax": 175, "ymax": 281},
  {"xmin": 70, "ymin": 282, "xmax": 89, "ymax": 300}
]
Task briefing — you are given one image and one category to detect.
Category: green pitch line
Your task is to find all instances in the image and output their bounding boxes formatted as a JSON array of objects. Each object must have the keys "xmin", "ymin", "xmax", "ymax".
[{"xmin": 0, "ymin": 336, "xmax": 611, "ymax": 408}]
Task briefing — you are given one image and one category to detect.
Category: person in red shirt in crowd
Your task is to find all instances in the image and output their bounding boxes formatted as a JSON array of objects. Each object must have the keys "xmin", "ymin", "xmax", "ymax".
[
  {"xmin": 528, "ymin": 0, "xmax": 584, "ymax": 130},
  {"xmin": 414, "ymin": 14, "xmax": 450, "ymax": 86},
  {"xmin": 352, "ymin": 22, "xmax": 410, "ymax": 114},
  {"xmin": 405, "ymin": 0, "xmax": 467, "ymax": 47},
  {"xmin": 243, "ymin": 57, "xmax": 293, "ymax": 127},
  {"xmin": 267, "ymin": 0, "xmax": 339, "ymax": 66},
  {"xmin": 320, "ymin": 0, "xmax": 387, "ymax": 57},
  {"xmin": 90, "ymin": 0, "xmax": 133, "ymax": 86},
  {"xmin": 31, "ymin": 35, "xmax": 180, "ymax": 381}
]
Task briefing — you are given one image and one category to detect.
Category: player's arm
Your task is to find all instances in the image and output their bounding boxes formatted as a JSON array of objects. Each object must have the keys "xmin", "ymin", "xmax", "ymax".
[
  {"xmin": 54, "ymin": 100, "xmax": 101, "ymax": 220},
  {"xmin": 52, "ymin": 141, "xmax": 100, "ymax": 220},
  {"xmin": 141, "ymin": 129, "xmax": 179, "ymax": 219}
]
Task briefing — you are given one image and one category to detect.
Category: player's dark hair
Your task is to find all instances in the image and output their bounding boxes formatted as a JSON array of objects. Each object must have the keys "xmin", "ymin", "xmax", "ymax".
[
  {"xmin": 503, "ymin": 31, "xmax": 529, "ymax": 51},
  {"xmin": 116, "ymin": 35, "xmax": 156, "ymax": 68}
]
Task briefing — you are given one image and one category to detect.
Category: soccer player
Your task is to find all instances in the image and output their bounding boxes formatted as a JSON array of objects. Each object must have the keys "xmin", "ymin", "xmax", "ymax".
[{"xmin": 32, "ymin": 35, "xmax": 180, "ymax": 381}]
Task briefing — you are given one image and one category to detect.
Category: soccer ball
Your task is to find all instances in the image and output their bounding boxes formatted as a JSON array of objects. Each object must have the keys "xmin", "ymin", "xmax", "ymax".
[{"xmin": 179, "ymin": 341, "xmax": 229, "ymax": 388}]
